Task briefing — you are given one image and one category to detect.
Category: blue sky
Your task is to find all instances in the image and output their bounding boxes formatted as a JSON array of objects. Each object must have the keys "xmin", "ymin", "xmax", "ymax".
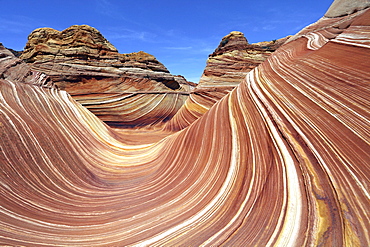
[{"xmin": 0, "ymin": 0, "xmax": 333, "ymax": 82}]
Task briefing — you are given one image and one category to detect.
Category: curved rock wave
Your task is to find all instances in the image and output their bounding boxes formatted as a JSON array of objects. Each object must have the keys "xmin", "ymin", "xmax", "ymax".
[
  {"xmin": 0, "ymin": 7, "xmax": 369, "ymax": 247},
  {"xmin": 163, "ymin": 32, "xmax": 288, "ymax": 131},
  {"xmin": 20, "ymin": 25, "xmax": 194, "ymax": 128}
]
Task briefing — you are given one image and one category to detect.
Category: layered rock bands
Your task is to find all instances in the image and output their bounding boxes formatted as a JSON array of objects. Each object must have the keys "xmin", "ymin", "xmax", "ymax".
[
  {"xmin": 164, "ymin": 31, "xmax": 288, "ymax": 131},
  {"xmin": 0, "ymin": 0, "xmax": 369, "ymax": 246},
  {"xmin": 20, "ymin": 25, "xmax": 194, "ymax": 127}
]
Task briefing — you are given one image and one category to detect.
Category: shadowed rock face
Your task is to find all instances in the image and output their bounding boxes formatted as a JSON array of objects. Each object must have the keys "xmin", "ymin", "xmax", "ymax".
[
  {"xmin": 20, "ymin": 25, "xmax": 194, "ymax": 127},
  {"xmin": 0, "ymin": 1, "xmax": 369, "ymax": 246}
]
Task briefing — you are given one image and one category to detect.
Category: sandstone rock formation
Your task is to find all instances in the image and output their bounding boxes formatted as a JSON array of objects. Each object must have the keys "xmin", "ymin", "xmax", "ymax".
[
  {"xmin": 20, "ymin": 25, "xmax": 194, "ymax": 127},
  {"xmin": 4, "ymin": 46, "xmax": 22, "ymax": 57},
  {"xmin": 199, "ymin": 31, "xmax": 288, "ymax": 88},
  {"xmin": 325, "ymin": 0, "xmax": 370, "ymax": 17},
  {"xmin": 164, "ymin": 31, "xmax": 288, "ymax": 131},
  {"xmin": 0, "ymin": 1, "xmax": 369, "ymax": 246},
  {"xmin": 0, "ymin": 43, "xmax": 53, "ymax": 88}
]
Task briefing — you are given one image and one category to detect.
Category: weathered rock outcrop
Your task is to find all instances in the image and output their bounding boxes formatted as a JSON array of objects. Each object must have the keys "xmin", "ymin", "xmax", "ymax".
[
  {"xmin": 4, "ymin": 47, "xmax": 22, "ymax": 57},
  {"xmin": 164, "ymin": 31, "xmax": 288, "ymax": 131},
  {"xmin": 199, "ymin": 31, "xmax": 288, "ymax": 87},
  {"xmin": 0, "ymin": 43, "xmax": 53, "ymax": 88},
  {"xmin": 325, "ymin": 0, "xmax": 370, "ymax": 17},
  {"xmin": 0, "ymin": 0, "xmax": 369, "ymax": 246},
  {"xmin": 20, "ymin": 25, "xmax": 194, "ymax": 127}
]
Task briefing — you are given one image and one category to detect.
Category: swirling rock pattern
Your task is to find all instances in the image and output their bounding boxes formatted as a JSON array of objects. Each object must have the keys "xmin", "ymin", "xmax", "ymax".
[
  {"xmin": 20, "ymin": 25, "xmax": 194, "ymax": 127},
  {"xmin": 0, "ymin": 2, "xmax": 369, "ymax": 247},
  {"xmin": 164, "ymin": 31, "xmax": 288, "ymax": 131}
]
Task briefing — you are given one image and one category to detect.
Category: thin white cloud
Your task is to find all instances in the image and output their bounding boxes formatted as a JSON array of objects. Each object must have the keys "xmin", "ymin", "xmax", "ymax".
[
  {"xmin": 0, "ymin": 16, "xmax": 44, "ymax": 33},
  {"xmin": 163, "ymin": 45, "xmax": 215, "ymax": 55},
  {"xmin": 94, "ymin": 0, "xmax": 142, "ymax": 27},
  {"xmin": 252, "ymin": 27, "xmax": 260, "ymax": 32},
  {"xmin": 105, "ymin": 28, "xmax": 157, "ymax": 42},
  {"xmin": 200, "ymin": 47, "xmax": 215, "ymax": 54},
  {"xmin": 95, "ymin": 0, "xmax": 115, "ymax": 16},
  {"xmin": 165, "ymin": 46, "xmax": 193, "ymax": 50},
  {"xmin": 262, "ymin": 25, "xmax": 276, "ymax": 31}
]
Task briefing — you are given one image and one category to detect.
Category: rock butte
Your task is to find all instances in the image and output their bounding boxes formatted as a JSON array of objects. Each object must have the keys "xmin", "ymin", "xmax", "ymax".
[
  {"xmin": 0, "ymin": 0, "xmax": 369, "ymax": 246},
  {"xmin": 164, "ymin": 31, "xmax": 289, "ymax": 131},
  {"xmin": 20, "ymin": 24, "xmax": 195, "ymax": 128}
]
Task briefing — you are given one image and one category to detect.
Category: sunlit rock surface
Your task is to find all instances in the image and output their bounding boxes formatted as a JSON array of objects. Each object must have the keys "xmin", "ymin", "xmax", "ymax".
[
  {"xmin": 199, "ymin": 31, "xmax": 288, "ymax": 88},
  {"xmin": 20, "ymin": 25, "xmax": 194, "ymax": 127},
  {"xmin": 164, "ymin": 31, "xmax": 288, "ymax": 131},
  {"xmin": 0, "ymin": 2, "xmax": 369, "ymax": 246}
]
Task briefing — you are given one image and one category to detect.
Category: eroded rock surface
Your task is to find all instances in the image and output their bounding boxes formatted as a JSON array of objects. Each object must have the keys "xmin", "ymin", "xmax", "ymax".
[
  {"xmin": 164, "ymin": 31, "xmax": 288, "ymax": 131},
  {"xmin": 199, "ymin": 31, "xmax": 288, "ymax": 88},
  {"xmin": 0, "ymin": 1, "xmax": 369, "ymax": 246},
  {"xmin": 325, "ymin": 0, "xmax": 370, "ymax": 17},
  {"xmin": 20, "ymin": 25, "xmax": 194, "ymax": 127},
  {"xmin": 0, "ymin": 43, "xmax": 53, "ymax": 88}
]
